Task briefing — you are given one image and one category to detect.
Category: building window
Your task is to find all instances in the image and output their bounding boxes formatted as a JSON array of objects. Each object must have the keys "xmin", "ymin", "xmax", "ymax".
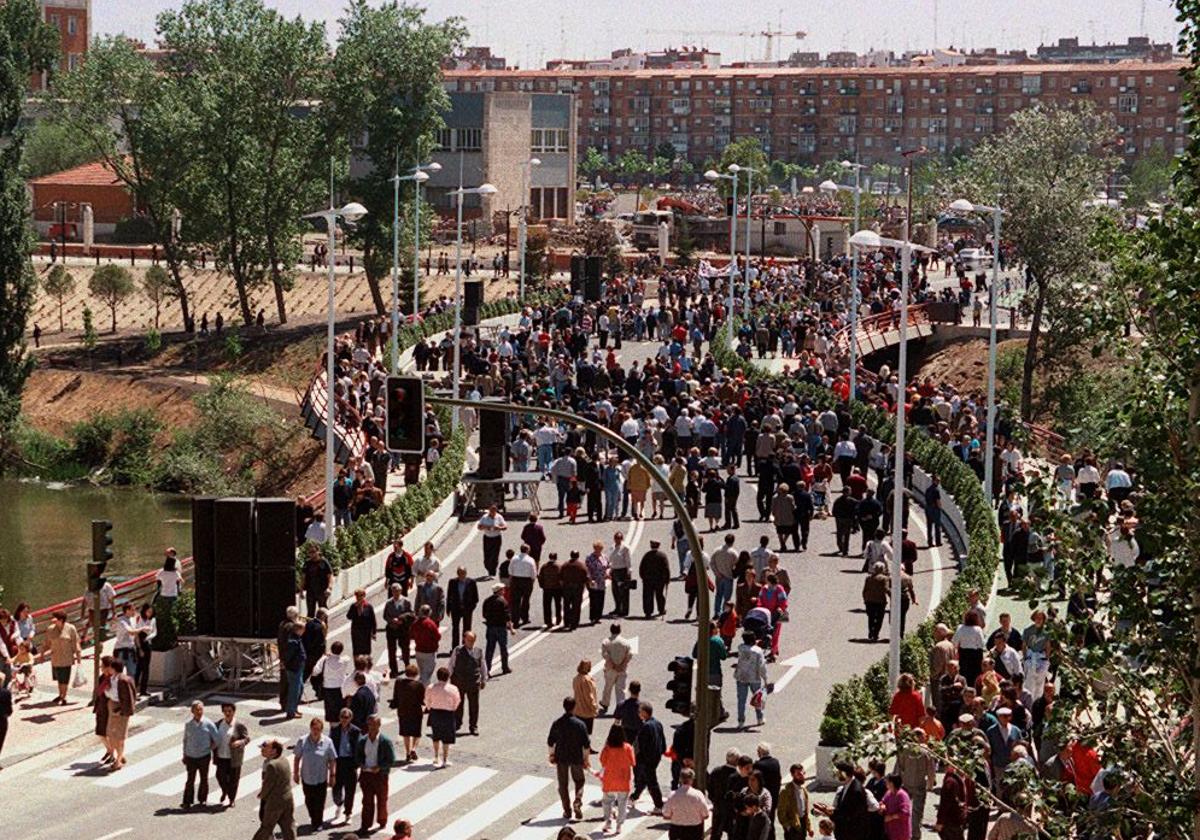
[
  {"xmin": 1118, "ymin": 93, "xmax": 1139, "ymax": 114},
  {"xmin": 1021, "ymin": 75, "xmax": 1041, "ymax": 95},
  {"xmin": 67, "ymin": 15, "xmax": 77, "ymax": 35},
  {"xmin": 435, "ymin": 128, "xmax": 452, "ymax": 151},
  {"xmin": 530, "ymin": 128, "xmax": 568, "ymax": 153},
  {"xmin": 68, "ymin": 52, "xmax": 81, "ymax": 71}
]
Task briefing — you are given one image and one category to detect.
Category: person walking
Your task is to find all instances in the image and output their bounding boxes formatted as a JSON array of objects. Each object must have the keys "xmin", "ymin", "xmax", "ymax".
[
  {"xmin": 314, "ymin": 641, "xmax": 352, "ymax": 723},
  {"xmin": 608, "ymin": 531, "xmax": 633, "ymax": 617},
  {"xmin": 414, "ymin": 571, "xmax": 445, "ymax": 624},
  {"xmin": 356, "ymin": 715, "xmax": 396, "ymax": 835},
  {"xmin": 283, "ymin": 622, "xmax": 307, "ymax": 719},
  {"xmin": 293, "ymin": 717, "xmax": 337, "ymax": 831},
  {"xmin": 639, "ymin": 538, "xmax": 671, "ymax": 618},
  {"xmin": 631, "ymin": 702, "xmax": 666, "ymax": 815},
  {"xmin": 539, "ymin": 552, "xmax": 564, "ymax": 627},
  {"xmin": 561, "ymin": 551, "xmax": 589, "ymax": 630},
  {"xmin": 106, "ymin": 658, "xmax": 137, "ymax": 769},
  {"xmin": 723, "ymin": 464, "xmax": 742, "ymax": 530},
  {"xmin": 585, "ymin": 542, "xmax": 611, "ymax": 625},
  {"xmin": 733, "ymin": 632, "xmax": 768, "ymax": 729},
  {"xmin": 181, "ymin": 700, "xmax": 218, "ymax": 808},
  {"xmin": 448, "ymin": 630, "xmax": 487, "ymax": 735},
  {"xmin": 301, "ymin": 546, "xmax": 334, "ymax": 617},
  {"xmin": 214, "ymin": 702, "xmax": 250, "ymax": 806},
  {"xmin": 425, "ymin": 667, "xmax": 462, "ymax": 766},
  {"xmin": 410, "ymin": 604, "xmax": 441, "ymax": 686},
  {"xmin": 330, "ymin": 708, "xmax": 361, "ymax": 822},
  {"xmin": 446, "ymin": 566, "xmax": 479, "ymax": 647},
  {"xmin": 778, "ymin": 764, "xmax": 814, "ymax": 840},
  {"xmin": 508, "ymin": 546, "xmax": 537, "ymax": 627},
  {"xmin": 599, "ymin": 724, "xmax": 637, "ymax": 834},
  {"xmin": 482, "ymin": 583, "xmax": 513, "ymax": 675},
  {"xmin": 662, "ymin": 767, "xmax": 711, "ymax": 839},
  {"xmin": 863, "ymin": 562, "xmax": 891, "ymax": 643},
  {"xmin": 46, "ymin": 610, "xmax": 81, "ymax": 705},
  {"xmin": 771, "ymin": 484, "xmax": 800, "ymax": 552},
  {"xmin": 573, "ymin": 659, "xmax": 599, "ymax": 734},
  {"xmin": 253, "ymin": 740, "xmax": 296, "ymax": 840},
  {"xmin": 347, "ymin": 589, "xmax": 378, "ymax": 659},
  {"xmin": 599, "ymin": 623, "xmax": 633, "ymax": 714},
  {"xmin": 477, "ymin": 504, "xmax": 508, "ymax": 578},
  {"xmin": 391, "ymin": 663, "xmax": 425, "ymax": 764},
  {"xmin": 548, "ymin": 697, "xmax": 592, "ymax": 822},
  {"xmin": 382, "ymin": 585, "xmax": 414, "ymax": 679}
]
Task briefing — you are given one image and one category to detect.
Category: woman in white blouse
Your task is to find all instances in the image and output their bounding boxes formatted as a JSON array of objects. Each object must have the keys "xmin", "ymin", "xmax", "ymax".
[{"xmin": 952, "ymin": 610, "xmax": 987, "ymax": 687}]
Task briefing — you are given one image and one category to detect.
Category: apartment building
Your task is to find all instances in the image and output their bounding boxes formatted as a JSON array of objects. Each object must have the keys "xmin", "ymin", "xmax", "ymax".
[
  {"xmin": 30, "ymin": 0, "xmax": 89, "ymax": 92},
  {"xmin": 443, "ymin": 60, "xmax": 1186, "ymax": 169}
]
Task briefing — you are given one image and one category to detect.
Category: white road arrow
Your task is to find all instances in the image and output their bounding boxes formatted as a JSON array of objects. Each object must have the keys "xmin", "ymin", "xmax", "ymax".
[
  {"xmin": 590, "ymin": 636, "xmax": 640, "ymax": 676},
  {"xmin": 770, "ymin": 648, "xmax": 820, "ymax": 694}
]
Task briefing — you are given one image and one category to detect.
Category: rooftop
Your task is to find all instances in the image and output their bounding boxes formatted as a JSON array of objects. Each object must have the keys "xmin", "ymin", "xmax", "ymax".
[{"xmin": 28, "ymin": 159, "xmax": 120, "ymax": 188}]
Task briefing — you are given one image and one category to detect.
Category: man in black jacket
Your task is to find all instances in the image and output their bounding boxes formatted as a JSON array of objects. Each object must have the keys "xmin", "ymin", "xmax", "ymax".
[
  {"xmin": 855, "ymin": 489, "xmax": 884, "ymax": 554},
  {"xmin": 752, "ymin": 742, "xmax": 782, "ymax": 824},
  {"xmin": 446, "ymin": 566, "xmax": 479, "ymax": 648},
  {"xmin": 346, "ymin": 589, "xmax": 377, "ymax": 658},
  {"xmin": 329, "ymin": 708, "xmax": 361, "ymax": 822},
  {"xmin": 793, "ymin": 482, "xmax": 815, "ymax": 551},
  {"xmin": 707, "ymin": 749, "xmax": 745, "ymax": 840},
  {"xmin": 831, "ymin": 488, "xmax": 858, "ymax": 557},
  {"xmin": 348, "ymin": 672, "xmax": 376, "ymax": 730},
  {"xmin": 639, "ymin": 541, "xmax": 671, "ymax": 618},
  {"xmin": 547, "ymin": 697, "xmax": 591, "ymax": 821},
  {"xmin": 481, "ymin": 584, "xmax": 513, "ymax": 675},
  {"xmin": 631, "ymin": 702, "xmax": 667, "ymax": 813},
  {"xmin": 382, "ymin": 584, "xmax": 413, "ymax": 679},
  {"xmin": 814, "ymin": 761, "xmax": 869, "ymax": 840}
]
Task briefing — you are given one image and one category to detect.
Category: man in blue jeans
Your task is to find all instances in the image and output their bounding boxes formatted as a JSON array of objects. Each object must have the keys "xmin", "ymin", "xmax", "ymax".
[
  {"xmin": 733, "ymin": 631, "xmax": 768, "ymax": 729},
  {"xmin": 283, "ymin": 622, "xmax": 307, "ymax": 719},
  {"xmin": 482, "ymin": 584, "xmax": 513, "ymax": 675},
  {"xmin": 710, "ymin": 534, "xmax": 738, "ymax": 615}
]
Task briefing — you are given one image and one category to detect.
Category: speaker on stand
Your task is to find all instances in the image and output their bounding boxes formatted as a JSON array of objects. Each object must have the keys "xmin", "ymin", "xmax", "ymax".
[
  {"xmin": 584, "ymin": 255, "xmax": 602, "ymax": 302},
  {"xmin": 190, "ymin": 496, "xmax": 217, "ymax": 636}
]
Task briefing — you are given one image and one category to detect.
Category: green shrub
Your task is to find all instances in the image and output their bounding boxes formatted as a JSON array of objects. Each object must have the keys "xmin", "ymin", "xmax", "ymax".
[{"xmin": 144, "ymin": 328, "xmax": 163, "ymax": 355}]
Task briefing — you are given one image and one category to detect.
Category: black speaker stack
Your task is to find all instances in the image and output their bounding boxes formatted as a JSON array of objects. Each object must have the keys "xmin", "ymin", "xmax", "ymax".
[
  {"xmin": 477, "ymin": 407, "xmax": 508, "ymax": 480},
  {"xmin": 463, "ymin": 279, "xmax": 483, "ymax": 326},
  {"xmin": 570, "ymin": 254, "xmax": 585, "ymax": 297},
  {"xmin": 584, "ymin": 255, "xmax": 602, "ymax": 302},
  {"xmin": 193, "ymin": 496, "xmax": 297, "ymax": 639}
]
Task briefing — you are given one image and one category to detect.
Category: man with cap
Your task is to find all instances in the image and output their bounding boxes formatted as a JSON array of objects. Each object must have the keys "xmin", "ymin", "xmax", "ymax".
[
  {"xmin": 481, "ymin": 583, "xmax": 513, "ymax": 675},
  {"xmin": 986, "ymin": 706, "xmax": 1023, "ymax": 778},
  {"xmin": 639, "ymin": 538, "xmax": 672, "ymax": 618}
]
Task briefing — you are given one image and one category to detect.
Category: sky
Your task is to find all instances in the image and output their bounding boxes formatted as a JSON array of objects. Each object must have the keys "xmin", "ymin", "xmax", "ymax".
[{"xmin": 95, "ymin": 0, "xmax": 1183, "ymax": 69}]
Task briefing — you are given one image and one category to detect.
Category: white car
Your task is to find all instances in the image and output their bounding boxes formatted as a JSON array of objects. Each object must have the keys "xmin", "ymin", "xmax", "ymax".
[{"xmin": 958, "ymin": 247, "xmax": 993, "ymax": 271}]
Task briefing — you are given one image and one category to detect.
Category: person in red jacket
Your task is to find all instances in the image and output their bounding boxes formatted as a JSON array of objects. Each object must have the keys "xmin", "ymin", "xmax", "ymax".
[
  {"xmin": 889, "ymin": 673, "xmax": 926, "ymax": 732},
  {"xmin": 409, "ymin": 605, "xmax": 441, "ymax": 686}
]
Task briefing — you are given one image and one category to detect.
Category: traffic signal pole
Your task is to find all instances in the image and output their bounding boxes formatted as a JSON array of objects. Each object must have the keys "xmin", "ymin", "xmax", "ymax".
[
  {"xmin": 89, "ymin": 520, "xmax": 113, "ymax": 689},
  {"xmin": 427, "ymin": 396, "xmax": 715, "ymax": 787}
]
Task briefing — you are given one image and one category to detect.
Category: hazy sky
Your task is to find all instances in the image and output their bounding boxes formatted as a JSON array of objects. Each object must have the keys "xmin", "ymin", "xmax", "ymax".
[{"xmin": 96, "ymin": 0, "xmax": 1182, "ymax": 69}]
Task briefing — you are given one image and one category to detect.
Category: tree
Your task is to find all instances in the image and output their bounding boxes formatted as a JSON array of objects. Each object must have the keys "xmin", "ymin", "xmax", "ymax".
[
  {"xmin": 18, "ymin": 118, "xmax": 96, "ymax": 179},
  {"xmin": 1123, "ymin": 147, "xmax": 1176, "ymax": 208},
  {"xmin": 89, "ymin": 264, "xmax": 135, "ymax": 333},
  {"xmin": 53, "ymin": 36, "xmax": 195, "ymax": 330},
  {"xmin": 716, "ymin": 138, "xmax": 769, "ymax": 197},
  {"xmin": 579, "ymin": 146, "xmax": 608, "ymax": 184},
  {"xmin": 156, "ymin": 0, "xmax": 333, "ymax": 326},
  {"xmin": 674, "ymin": 215, "xmax": 696, "ymax": 267},
  {"xmin": 577, "ymin": 218, "xmax": 624, "ymax": 278},
  {"xmin": 0, "ymin": 0, "xmax": 56, "ymax": 439},
  {"xmin": 331, "ymin": 0, "xmax": 466, "ymax": 316},
  {"xmin": 141, "ymin": 264, "xmax": 174, "ymax": 330},
  {"xmin": 654, "ymin": 142, "xmax": 676, "ymax": 164},
  {"xmin": 937, "ymin": 104, "xmax": 1116, "ymax": 420},
  {"xmin": 42, "ymin": 264, "xmax": 75, "ymax": 332},
  {"xmin": 615, "ymin": 149, "xmax": 650, "ymax": 186}
]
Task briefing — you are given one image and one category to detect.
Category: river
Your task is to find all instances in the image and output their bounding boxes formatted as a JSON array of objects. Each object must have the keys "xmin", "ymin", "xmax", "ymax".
[{"xmin": 0, "ymin": 479, "xmax": 192, "ymax": 610}]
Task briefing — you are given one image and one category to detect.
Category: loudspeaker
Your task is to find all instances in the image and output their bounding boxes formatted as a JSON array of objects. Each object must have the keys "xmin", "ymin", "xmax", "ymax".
[
  {"xmin": 477, "ymin": 407, "xmax": 507, "ymax": 480},
  {"xmin": 191, "ymin": 496, "xmax": 216, "ymax": 636},
  {"xmin": 570, "ymin": 254, "xmax": 585, "ymax": 296},
  {"xmin": 214, "ymin": 498, "xmax": 255, "ymax": 570},
  {"xmin": 255, "ymin": 567, "xmax": 298, "ymax": 637},
  {"xmin": 463, "ymin": 280, "xmax": 483, "ymax": 309},
  {"xmin": 213, "ymin": 568, "xmax": 255, "ymax": 637},
  {"xmin": 254, "ymin": 498, "xmax": 296, "ymax": 569},
  {"xmin": 584, "ymin": 255, "xmax": 602, "ymax": 301}
]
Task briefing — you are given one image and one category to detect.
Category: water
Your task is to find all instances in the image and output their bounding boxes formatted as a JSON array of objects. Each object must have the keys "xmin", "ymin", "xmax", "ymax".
[{"xmin": 0, "ymin": 479, "xmax": 192, "ymax": 609}]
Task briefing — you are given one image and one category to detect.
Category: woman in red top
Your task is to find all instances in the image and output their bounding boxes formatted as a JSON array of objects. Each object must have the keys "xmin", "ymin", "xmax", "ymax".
[
  {"xmin": 598, "ymin": 724, "xmax": 636, "ymax": 834},
  {"xmin": 888, "ymin": 673, "xmax": 926, "ymax": 732}
]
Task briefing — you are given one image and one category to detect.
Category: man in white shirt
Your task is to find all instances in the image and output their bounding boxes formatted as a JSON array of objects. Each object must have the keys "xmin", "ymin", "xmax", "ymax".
[
  {"xmin": 606, "ymin": 532, "xmax": 633, "ymax": 617},
  {"xmin": 598, "ymin": 622, "xmax": 633, "ymax": 713},
  {"xmin": 533, "ymin": 422, "xmax": 561, "ymax": 472},
  {"xmin": 413, "ymin": 544, "xmax": 441, "ymax": 580},
  {"xmin": 749, "ymin": 536, "xmax": 778, "ymax": 580},
  {"xmin": 508, "ymin": 545, "xmax": 538, "ymax": 626}
]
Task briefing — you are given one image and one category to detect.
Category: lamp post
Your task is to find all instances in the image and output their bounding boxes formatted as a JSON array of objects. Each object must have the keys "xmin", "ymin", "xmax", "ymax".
[
  {"xmin": 391, "ymin": 165, "xmax": 433, "ymax": 373},
  {"xmin": 820, "ymin": 160, "xmax": 866, "ymax": 402},
  {"xmin": 849, "ymin": 228, "xmax": 933, "ymax": 689},
  {"xmin": 450, "ymin": 182, "xmax": 498, "ymax": 431},
  {"xmin": 303, "ymin": 198, "xmax": 368, "ymax": 539},
  {"xmin": 518, "ymin": 157, "xmax": 541, "ymax": 303},
  {"xmin": 704, "ymin": 165, "xmax": 739, "ymax": 341},
  {"xmin": 948, "ymin": 197, "xmax": 1005, "ymax": 506},
  {"xmin": 739, "ymin": 165, "xmax": 759, "ymax": 312}
]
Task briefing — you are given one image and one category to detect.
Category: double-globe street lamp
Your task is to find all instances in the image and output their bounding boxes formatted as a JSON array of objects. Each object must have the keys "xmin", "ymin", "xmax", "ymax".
[
  {"xmin": 737, "ymin": 164, "xmax": 760, "ymax": 314},
  {"xmin": 820, "ymin": 161, "xmax": 866, "ymax": 403},
  {"xmin": 947, "ymin": 198, "xmax": 1005, "ymax": 505},
  {"xmin": 390, "ymin": 161, "xmax": 441, "ymax": 372},
  {"xmin": 518, "ymin": 157, "xmax": 542, "ymax": 303},
  {"xmin": 704, "ymin": 164, "xmax": 740, "ymax": 342},
  {"xmin": 304, "ymin": 199, "xmax": 368, "ymax": 539},
  {"xmin": 848, "ymin": 227, "xmax": 933, "ymax": 689},
  {"xmin": 450, "ymin": 182, "xmax": 498, "ymax": 431}
]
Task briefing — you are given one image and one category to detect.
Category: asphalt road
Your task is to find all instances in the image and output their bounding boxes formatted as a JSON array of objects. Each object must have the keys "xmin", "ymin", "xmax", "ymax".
[{"xmin": 0, "ymin": 334, "xmax": 956, "ymax": 840}]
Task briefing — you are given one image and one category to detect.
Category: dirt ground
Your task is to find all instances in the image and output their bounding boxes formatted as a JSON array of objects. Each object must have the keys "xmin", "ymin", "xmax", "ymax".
[
  {"xmin": 22, "ymin": 368, "xmax": 201, "ymax": 439},
  {"xmin": 915, "ymin": 336, "xmax": 1026, "ymax": 396}
]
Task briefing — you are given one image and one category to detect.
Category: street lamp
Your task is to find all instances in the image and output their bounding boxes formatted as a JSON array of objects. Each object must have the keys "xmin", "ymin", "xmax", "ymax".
[
  {"xmin": 450, "ymin": 182, "xmax": 498, "ymax": 431},
  {"xmin": 948, "ymin": 197, "xmax": 1005, "ymax": 508},
  {"xmin": 303, "ymin": 199, "xmax": 368, "ymax": 539},
  {"xmin": 704, "ymin": 165, "xmax": 739, "ymax": 341},
  {"xmin": 391, "ymin": 165, "xmax": 433, "ymax": 373},
  {"xmin": 736, "ymin": 164, "xmax": 759, "ymax": 313},
  {"xmin": 849, "ymin": 227, "xmax": 933, "ymax": 690},
  {"xmin": 518, "ymin": 157, "xmax": 542, "ymax": 303},
  {"xmin": 820, "ymin": 161, "xmax": 866, "ymax": 402}
]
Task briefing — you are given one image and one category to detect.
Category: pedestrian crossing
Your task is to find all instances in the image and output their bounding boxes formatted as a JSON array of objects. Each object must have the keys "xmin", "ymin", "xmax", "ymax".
[{"xmin": 35, "ymin": 729, "xmax": 678, "ymax": 838}]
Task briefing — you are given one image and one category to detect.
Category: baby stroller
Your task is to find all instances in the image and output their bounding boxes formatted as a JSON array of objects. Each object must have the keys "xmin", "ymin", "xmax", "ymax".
[{"xmin": 741, "ymin": 606, "xmax": 774, "ymax": 652}]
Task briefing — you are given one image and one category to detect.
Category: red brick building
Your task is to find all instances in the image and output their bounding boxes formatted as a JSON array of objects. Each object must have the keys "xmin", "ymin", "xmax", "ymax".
[
  {"xmin": 444, "ymin": 60, "xmax": 1186, "ymax": 169},
  {"xmin": 30, "ymin": 0, "xmax": 89, "ymax": 92},
  {"xmin": 29, "ymin": 160, "xmax": 133, "ymax": 239}
]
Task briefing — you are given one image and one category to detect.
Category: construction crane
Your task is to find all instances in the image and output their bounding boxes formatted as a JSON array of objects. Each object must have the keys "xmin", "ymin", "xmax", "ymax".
[{"xmin": 645, "ymin": 27, "xmax": 807, "ymax": 63}]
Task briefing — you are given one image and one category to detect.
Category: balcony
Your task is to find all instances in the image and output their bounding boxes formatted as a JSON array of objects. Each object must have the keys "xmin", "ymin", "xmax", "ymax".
[{"xmin": 839, "ymin": 86, "xmax": 861, "ymax": 96}]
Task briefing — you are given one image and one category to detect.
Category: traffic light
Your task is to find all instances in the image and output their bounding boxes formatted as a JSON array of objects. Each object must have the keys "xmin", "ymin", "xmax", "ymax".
[
  {"xmin": 665, "ymin": 656, "xmax": 694, "ymax": 715},
  {"xmin": 386, "ymin": 375, "xmax": 426, "ymax": 454},
  {"xmin": 88, "ymin": 519, "xmax": 113, "ymax": 593}
]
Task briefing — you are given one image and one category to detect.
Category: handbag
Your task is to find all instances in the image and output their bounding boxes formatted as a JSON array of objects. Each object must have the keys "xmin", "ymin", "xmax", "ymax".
[
  {"xmin": 775, "ymin": 608, "xmax": 790, "ymax": 624},
  {"xmin": 750, "ymin": 688, "xmax": 764, "ymax": 709},
  {"xmin": 71, "ymin": 669, "xmax": 87, "ymax": 689}
]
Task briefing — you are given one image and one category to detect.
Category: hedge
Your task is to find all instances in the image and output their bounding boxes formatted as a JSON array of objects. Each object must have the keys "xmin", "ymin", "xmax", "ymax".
[{"xmin": 710, "ymin": 322, "xmax": 1001, "ymax": 746}]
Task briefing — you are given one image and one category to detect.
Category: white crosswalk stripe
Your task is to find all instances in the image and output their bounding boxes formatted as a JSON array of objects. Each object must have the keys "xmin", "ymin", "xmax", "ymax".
[
  {"xmin": 94, "ymin": 740, "xmax": 186, "ymax": 788},
  {"xmin": 42, "ymin": 722, "xmax": 180, "ymax": 780},
  {"xmin": 425, "ymin": 774, "xmax": 551, "ymax": 840},
  {"xmin": 146, "ymin": 737, "xmax": 269, "ymax": 797},
  {"xmin": 502, "ymin": 783, "xmax": 601, "ymax": 840},
  {"xmin": 396, "ymin": 765, "xmax": 497, "ymax": 823}
]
